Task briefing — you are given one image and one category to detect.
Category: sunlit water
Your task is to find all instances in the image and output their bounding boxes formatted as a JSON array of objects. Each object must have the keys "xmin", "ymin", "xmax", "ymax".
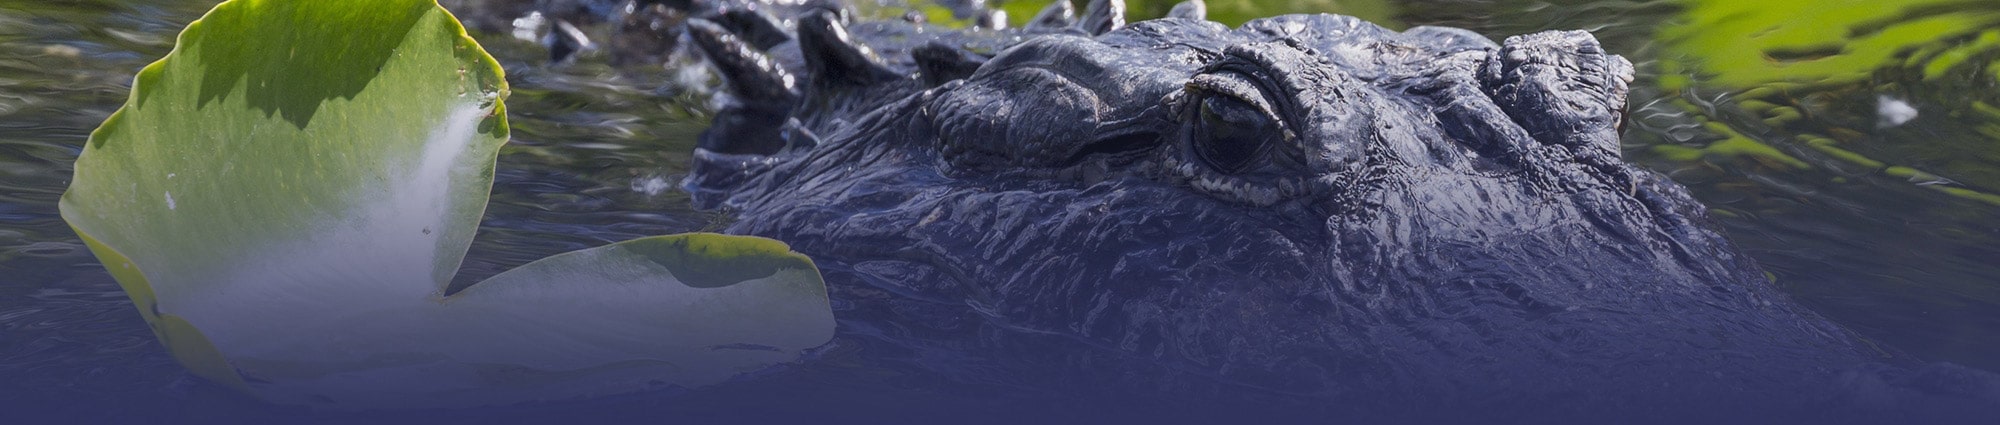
[{"xmin": 2, "ymin": 0, "xmax": 1997, "ymax": 422}]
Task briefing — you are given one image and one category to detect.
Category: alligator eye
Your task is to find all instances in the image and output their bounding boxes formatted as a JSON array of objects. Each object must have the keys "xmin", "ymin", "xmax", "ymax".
[{"xmin": 1192, "ymin": 94, "xmax": 1278, "ymax": 174}]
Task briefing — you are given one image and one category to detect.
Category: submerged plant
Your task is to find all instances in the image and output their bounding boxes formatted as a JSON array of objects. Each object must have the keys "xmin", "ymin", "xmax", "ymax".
[{"xmin": 1654, "ymin": 0, "xmax": 2000, "ymax": 205}]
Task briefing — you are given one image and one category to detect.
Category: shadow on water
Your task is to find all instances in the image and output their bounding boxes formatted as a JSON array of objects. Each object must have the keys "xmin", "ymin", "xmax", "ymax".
[{"xmin": 2, "ymin": 0, "xmax": 1998, "ymax": 421}]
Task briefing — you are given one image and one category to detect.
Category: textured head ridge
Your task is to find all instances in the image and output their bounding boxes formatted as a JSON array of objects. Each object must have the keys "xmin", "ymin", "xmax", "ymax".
[{"xmin": 644, "ymin": 0, "xmax": 1995, "ymax": 419}]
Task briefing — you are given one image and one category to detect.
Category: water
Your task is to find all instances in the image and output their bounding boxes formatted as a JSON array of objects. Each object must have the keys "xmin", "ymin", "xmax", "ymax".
[{"xmin": 2, "ymin": 0, "xmax": 1997, "ymax": 422}]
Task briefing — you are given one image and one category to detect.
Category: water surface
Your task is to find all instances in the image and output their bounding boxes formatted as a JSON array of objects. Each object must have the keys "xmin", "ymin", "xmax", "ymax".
[{"xmin": 2, "ymin": 0, "xmax": 1996, "ymax": 421}]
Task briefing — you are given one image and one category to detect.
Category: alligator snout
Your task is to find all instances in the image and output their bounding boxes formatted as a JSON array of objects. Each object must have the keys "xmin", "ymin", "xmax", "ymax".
[{"xmin": 670, "ymin": 0, "xmax": 1925, "ymax": 415}]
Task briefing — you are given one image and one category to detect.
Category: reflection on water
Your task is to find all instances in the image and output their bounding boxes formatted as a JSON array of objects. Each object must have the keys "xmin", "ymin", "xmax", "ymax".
[
  {"xmin": 1637, "ymin": 0, "xmax": 2000, "ymax": 370},
  {"xmin": 0, "ymin": 1, "xmax": 201, "ymax": 412},
  {"xmin": 1, "ymin": 0, "xmax": 1997, "ymax": 418}
]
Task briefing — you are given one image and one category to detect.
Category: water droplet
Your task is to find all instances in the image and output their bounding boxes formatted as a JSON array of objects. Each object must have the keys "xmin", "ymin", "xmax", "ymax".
[
  {"xmin": 630, "ymin": 175, "xmax": 672, "ymax": 196},
  {"xmin": 1876, "ymin": 95, "xmax": 1917, "ymax": 128}
]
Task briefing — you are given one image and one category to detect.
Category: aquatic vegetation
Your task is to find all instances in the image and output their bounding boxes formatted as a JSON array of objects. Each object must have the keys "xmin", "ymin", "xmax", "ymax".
[
  {"xmin": 1655, "ymin": 0, "xmax": 2000, "ymax": 205},
  {"xmin": 58, "ymin": 0, "xmax": 833, "ymax": 408},
  {"xmin": 4, "ymin": 0, "xmax": 1993, "ymax": 419},
  {"xmin": 1660, "ymin": 0, "xmax": 2000, "ymax": 88},
  {"xmin": 1642, "ymin": 0, "xmax": 2000, "ymax": 371}
]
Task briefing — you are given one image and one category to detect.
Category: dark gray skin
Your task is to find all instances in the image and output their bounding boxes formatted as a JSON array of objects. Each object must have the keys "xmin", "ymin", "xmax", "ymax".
[
  {"xmin": 457, "ymin": 0, "xmax": 1999, "ymax": 420},
  {"xmin": 443, "ymin": 0, "xmax": 844, "ymax": 64}
]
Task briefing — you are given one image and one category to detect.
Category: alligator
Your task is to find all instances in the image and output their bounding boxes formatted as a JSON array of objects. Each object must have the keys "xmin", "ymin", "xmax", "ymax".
[{"xmin": 452, "ymin": 0, "xmax": 2000, "ymax": 421}]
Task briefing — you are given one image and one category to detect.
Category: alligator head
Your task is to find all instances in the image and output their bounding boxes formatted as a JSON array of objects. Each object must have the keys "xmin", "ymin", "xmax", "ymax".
[{"xmin": 679, "ymin": 0, "xmax": 1891, "ymax": 415}]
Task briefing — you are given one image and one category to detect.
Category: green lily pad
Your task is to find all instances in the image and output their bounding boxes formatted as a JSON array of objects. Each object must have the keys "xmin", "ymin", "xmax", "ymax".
[{"xmin": 58, "ymin": 0, "xmax": 833, "ymax": 409}]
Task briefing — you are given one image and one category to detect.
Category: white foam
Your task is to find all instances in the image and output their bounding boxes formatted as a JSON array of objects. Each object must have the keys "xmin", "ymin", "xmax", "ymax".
[
  {"xmin": 630, "ymin": 175, "xmax": 671, "ymax": 196},
  {"xmin": 511, "ymin": 11, "xmax": 546, "ymax": 42},
  {"xmin": 1877, "ymin": 95, "xmax": 1917, "ymax": 128}
]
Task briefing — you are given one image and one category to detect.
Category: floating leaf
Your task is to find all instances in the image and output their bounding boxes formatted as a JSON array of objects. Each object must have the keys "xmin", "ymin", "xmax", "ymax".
[{"xmin": 59, "ymin": 0, "xmax": 833, "ymax": 408}]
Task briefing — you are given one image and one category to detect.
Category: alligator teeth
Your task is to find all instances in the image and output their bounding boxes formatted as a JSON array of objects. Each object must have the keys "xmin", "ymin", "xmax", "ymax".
[{"xmin": 1079, "ymin": 0, "xmax": 1125, "ymax": 36}]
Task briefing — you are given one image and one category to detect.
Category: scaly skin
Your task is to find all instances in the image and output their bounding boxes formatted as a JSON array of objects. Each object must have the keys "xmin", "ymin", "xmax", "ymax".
[{"xmin": 469, "ymin": 0, "xmax": 2000, "ymax": 420}]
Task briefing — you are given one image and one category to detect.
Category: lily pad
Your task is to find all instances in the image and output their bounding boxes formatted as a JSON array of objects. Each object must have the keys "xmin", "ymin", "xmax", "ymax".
[{"xmin": 58, "ymin": 0, "xmax": 833, "ymax": 409}]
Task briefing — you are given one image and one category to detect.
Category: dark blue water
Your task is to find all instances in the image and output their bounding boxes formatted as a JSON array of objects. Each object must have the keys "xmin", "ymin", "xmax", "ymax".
[{"xmin": 2, "ymin": 0, "xmax": 1997, "ymax": 423}]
